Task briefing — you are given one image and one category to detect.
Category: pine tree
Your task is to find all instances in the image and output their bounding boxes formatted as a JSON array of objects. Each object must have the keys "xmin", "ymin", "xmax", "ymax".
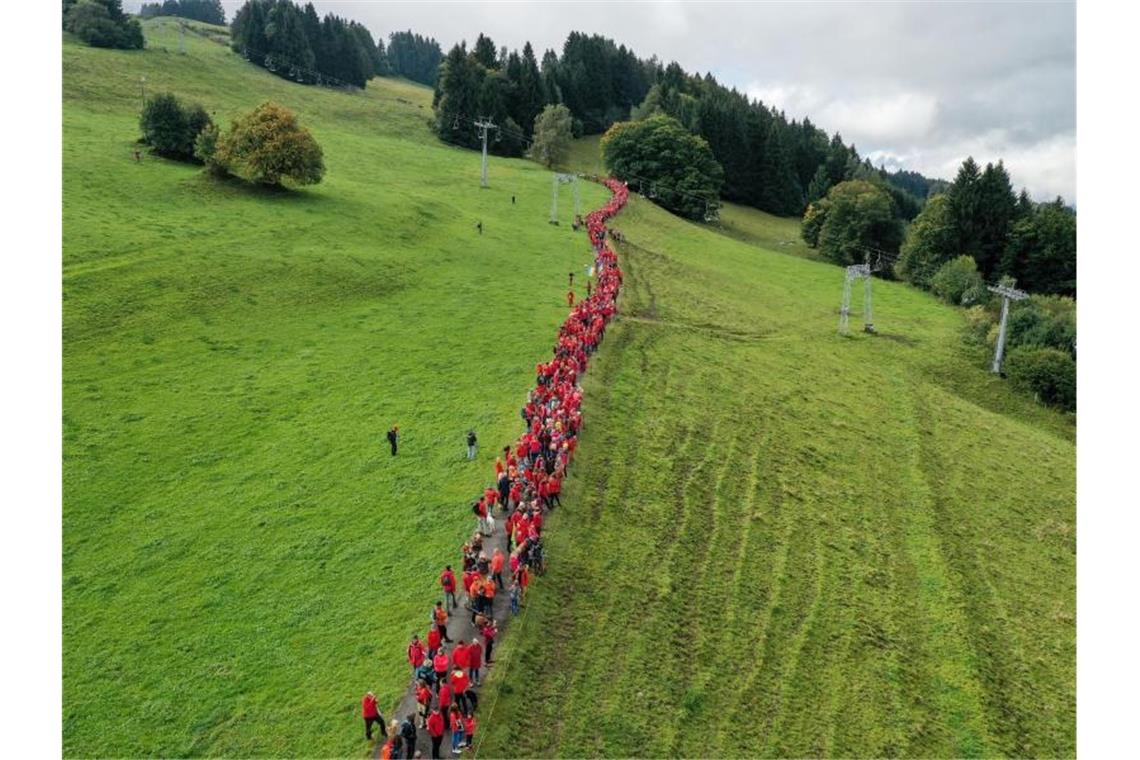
[
  {"xmin": 948, "ymin": 157, "xmax": 984, "ymax": 263},
  {"xmin": 434, "ymin": 43, "xmax": 483, "ymax": 149},
  {"xmin": 806, "ymin": 165, "xmax": 831, "ymax": 204},
  {"xmin": 519, "ymin": 43, "xmax": 546, "ymax": 135},
  {"xmin": 756, "ymin": 119, "xmax": 804, "ymax": 215},
  {"xmin": 975, "ymin": 160, "xmax": 1017, "ymax": 277},
  {"xmin": 473, "ymin": 33, "xmax": 498, "ymax": 69}
]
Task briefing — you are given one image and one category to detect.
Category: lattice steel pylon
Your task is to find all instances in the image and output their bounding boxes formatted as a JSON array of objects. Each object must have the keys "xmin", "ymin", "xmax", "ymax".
[
  {"xmin": 549, "ymin": 173, "xmax": 579, "ymax": 224},
  {"xmin": 839, "ymin": 263, "xmax": 874, "ymax": 335},
  {"xmin": 987, "ymin": 283, "xmax": 1028, "ymax": 373}
]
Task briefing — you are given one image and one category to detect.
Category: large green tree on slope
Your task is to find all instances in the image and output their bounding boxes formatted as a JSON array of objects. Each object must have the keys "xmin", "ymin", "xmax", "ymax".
[
  {"xmin": 601, "ymin": 115, "xmax": 724, "ymax": 221},
  {"xmin": 805, "ymin": 180, "xmax": 903, "ymax": 266},
  {"xmin": 63, "ymin": 0, "xmax": 144, "ymax": 49},
  {"xmin": 895, "ymin": 194, "xmax": 958, "ymax": 288},
  {"xmin": 528, "ymin": 105, "xmax": 573, "ymax": 168}
]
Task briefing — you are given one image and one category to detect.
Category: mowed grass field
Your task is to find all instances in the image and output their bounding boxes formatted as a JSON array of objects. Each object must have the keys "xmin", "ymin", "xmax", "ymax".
[
  {"xmin": 476, "ymin": 146, "xmax": 1075, "ymax": 757},
  {"xmin": 63, "ymin": 19, "xmax": 609, "ymax": 757},
  {"xmin": 564, "ymin": 134, "xmax": 818, "ymax": 261}
]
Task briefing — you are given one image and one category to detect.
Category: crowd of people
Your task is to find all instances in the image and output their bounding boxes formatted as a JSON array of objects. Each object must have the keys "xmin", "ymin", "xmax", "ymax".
[{"xmin": 362, "ymin": 178, "xmax": 630, "ymax": 759}]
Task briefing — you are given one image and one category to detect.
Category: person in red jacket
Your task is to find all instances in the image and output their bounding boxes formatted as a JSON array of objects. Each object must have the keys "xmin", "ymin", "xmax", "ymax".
[
  {"xmin": 440, "ymin": 565, "xmax": 458, "ymax": 612},
  {"xmin": 437, "ymin": 681, "xmax": 453, "ymax": 730},
  {"xmin": 432, "ymin": 648, "xmax": 450, "ymax": 689},
  {"xmin": 450, "ymin": 668, "xmax": 471, "ymax": 715},
  {"xmin": 426, "ymin": 706, "xmax": 445, "ymax": 759},
  {"xmin": 452, "ymin": 639, "xmax": 470, "ymax": 674},
  {"xmin": 481, "ymin": 618, "xmax": 498, "ymax": 663},
  {"xmin": 362, "ymin": 691, "xmax": 386, "ymax": 741},
  {"xmin": 415, "ymin": 680, "xmax": 432, "ymax": 728},
  {"xmin": 463, "ymin": 712, "xmax": 477, "ymax": 749},
  {"xmin": 467, "ymin": 638, "xmax": 483, "ymax": 685},
  {"xmin": 426, "ymin": 626, "xmax": 442, "ymax": 658},
  {"xmin": 407, "ymin": 634, "xmax": 426, "ymax": 674}
]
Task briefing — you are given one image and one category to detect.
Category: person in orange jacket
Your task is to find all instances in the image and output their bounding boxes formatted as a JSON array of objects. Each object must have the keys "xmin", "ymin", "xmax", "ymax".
[
  {"xmin": 432, "ymin": 602, "xmax": 452, "ymax": 643},
  {"xmin": 567, "ymin": 289, "xmax": 576, "ymax": 307},
  {"xmin": 491, "ymin": 548, "xmax": 505, "ymax": 590}
]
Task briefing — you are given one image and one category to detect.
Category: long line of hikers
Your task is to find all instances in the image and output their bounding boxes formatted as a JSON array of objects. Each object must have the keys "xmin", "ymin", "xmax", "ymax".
[{"xmin": 362, "ymin": 178, "xmax": 630, "ymax": 759}]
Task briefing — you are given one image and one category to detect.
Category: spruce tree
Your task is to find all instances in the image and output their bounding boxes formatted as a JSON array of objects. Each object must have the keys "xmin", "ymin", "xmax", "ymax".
[
  {"xmin": 519, "ymin": 43, "xmax": 546, "ymax": 136},
  {"xmin": 473, "ymin": 33, "xmax": 498, "ymax": 69},
  {"xmin": 948, "ymin": 157, "xmax": 984, "ymax": 264},
  {"xmin": 806, "ymin": 165, "xmax": 831, "ymax": 204},
  {"xmin": 756, "ymin": 120, "xmax": 804, "ymax": 216},
  {"xmin": 974, "ymin": 160, "xmax": 1017, "ymax": 277},
  {"xmin": 434, "ymin": 43, "xmax": 483, "ymax": 149}
]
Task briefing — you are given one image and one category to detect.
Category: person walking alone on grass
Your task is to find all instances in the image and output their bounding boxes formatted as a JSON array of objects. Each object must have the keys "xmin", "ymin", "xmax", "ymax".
[
  {"xmin": 440, "ymin": 565, "xmax": 458, "ymax": 612},
  {"xmin": 466, "ymin": 430, "xmax": 477, "ymax": 460},
  {"xmin": 387, "ymin": 425, "xmax": 399, "ymax": 456},
  {"xmin": 476, "ymin": 221, "xmax": 483, "ymax": 235},
  {"xmin": 363, "ymin": 691, "xmax": 386, "ymax": 741},
  {"xmin": 427, "ymin": 707, "xmax": 445, "ymax": 759},
  {"xmin": 567, "ymin": 289, "xmax": 576, "ymax": 307}
]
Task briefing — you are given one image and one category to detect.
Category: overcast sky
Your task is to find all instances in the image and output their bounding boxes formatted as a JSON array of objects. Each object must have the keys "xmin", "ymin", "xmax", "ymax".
[{"xmin": 176, "ymin": 0, "xmax": 1075, "ymax": 201}]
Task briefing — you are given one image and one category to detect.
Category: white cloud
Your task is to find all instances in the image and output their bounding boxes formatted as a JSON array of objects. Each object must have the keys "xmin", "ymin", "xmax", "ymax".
[
  {"xmin": 749, "ymin": 85, "xmax": 939, "ymax": 145},
  {"xmin": 186, "ymin": 1, "xmax": 1075, "ymax": 199}
]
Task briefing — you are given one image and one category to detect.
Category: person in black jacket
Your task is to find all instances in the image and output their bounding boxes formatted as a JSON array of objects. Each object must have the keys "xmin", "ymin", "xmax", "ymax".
[
  {"xmin": 466, "ymin": 430, "xmax": 477, "ymax": 460},
  {"xmin": 399, "ymin": 715, "xmax": 418, "ymax": 758},
  {"xmin": 387, "ymin": 426, "xmax": 399, "ymax": 456}
]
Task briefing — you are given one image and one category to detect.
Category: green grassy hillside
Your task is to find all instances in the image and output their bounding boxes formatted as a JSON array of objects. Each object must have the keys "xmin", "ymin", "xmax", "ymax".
[
  {"xmin": 476, "ymin": 190, "xmax": 1075, "ymax": 753},
  {"xmin": 565, "ymin": 135, "xmax": 818, "ymax": 261},
  {"xmin": 63, "ymin": 18, "xmax": 607, "ymax": 757}
]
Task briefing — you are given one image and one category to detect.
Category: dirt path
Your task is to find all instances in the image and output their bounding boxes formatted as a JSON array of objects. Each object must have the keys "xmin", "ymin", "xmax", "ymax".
[
  {"xmin": 377, "ymin": 517, "xmax": 514, "ymax": 759},
  {"xmin": 370, "ymin": 178, "xmax": 627, "ymax": 760}
]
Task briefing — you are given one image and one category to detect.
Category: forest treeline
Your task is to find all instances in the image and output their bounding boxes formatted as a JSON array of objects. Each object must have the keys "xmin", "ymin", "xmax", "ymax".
[
  {"xmin": 224, "ymin": 1, "xmax": 934, "ymax": 219},
  {"xmin": 139, "ymin": 0, "xmax": 225, "ymax": 24},
  {"xmin": 428, "ymin": 29, "xmax": 938, "ymax": 221}
]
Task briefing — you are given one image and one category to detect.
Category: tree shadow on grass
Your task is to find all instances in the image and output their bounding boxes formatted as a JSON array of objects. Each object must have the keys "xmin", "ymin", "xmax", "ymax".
[
  {"xmin": 874, "ymin": 331, "xmax": 919, "ymax": 347},
  {"xmin": 181, "ymin": 171, "xmax": 332, "ymax": 206}
]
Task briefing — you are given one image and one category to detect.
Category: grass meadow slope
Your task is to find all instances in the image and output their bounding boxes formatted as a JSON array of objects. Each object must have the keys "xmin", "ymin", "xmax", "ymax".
[
  {"xmin": 63, "ymin": 19, "xmax": 608, "ymax": 757},
  {"xmin": 475, "ymin": 144, "xmax": 1075, "ymax": 758}
]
